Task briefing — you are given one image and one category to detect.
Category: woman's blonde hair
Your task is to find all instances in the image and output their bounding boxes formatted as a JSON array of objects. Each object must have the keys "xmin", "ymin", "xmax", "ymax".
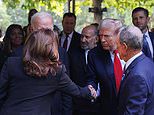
[{"xmin": 23, "ymin": 28, "xmax": 60, "ymax": 77}]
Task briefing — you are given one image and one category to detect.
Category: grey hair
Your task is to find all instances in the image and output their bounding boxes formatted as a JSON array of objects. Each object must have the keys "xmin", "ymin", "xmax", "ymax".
[
  {"xmin": 99, "ymin": 18, "xmax": 123, "ymax": 36},
  {"xmin": 119, "ymin": 25, "xmax": 143, "ymax": 49},
  {"xmin": 31, "ymin": 12, "xmax": 53, "ymax": 30},
  {"xmin": 89, "ymin": 24, "xmax": 98, "ymax": 36}
]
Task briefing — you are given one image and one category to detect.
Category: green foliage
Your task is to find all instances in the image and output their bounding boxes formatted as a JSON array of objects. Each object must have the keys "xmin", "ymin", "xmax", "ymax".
[
  {"xmin": 103, "ymin": 0, "xmax": 154, "ymax": 15},
  {"xmin": 102, "ymin": 0, "xmax": 154, "ymax": 28},
  {"xmin": 6, "ymin": 7, "xmax": 27, "ymax": 26},
  {"xmin": 0, "ymin": 2, "xmax": 11, "ymax": 32},
  {"xmin": 1, "ymin": 0, "xmax": 154, "ymax": 32},
  {"xmin": 75, "ymin": 6, "xmax": 94, "ymax": 32},
  {"xmin": 3, "ymin": 0, "xmax": 21, "ymax": 8}
]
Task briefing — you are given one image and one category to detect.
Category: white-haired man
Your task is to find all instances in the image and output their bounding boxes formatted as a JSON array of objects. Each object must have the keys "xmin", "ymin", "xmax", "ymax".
[
  {"xmin": 86, "ymin": 18, "xmax": 125, "ymax": 115},
  {"xmin": 117, "ymin": 25, "xmax": 154, "ymax": 115}
]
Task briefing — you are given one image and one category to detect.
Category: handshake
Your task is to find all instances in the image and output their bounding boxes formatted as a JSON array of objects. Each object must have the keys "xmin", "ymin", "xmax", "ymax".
[{"xmin": 88, "ymin": 85, "xmax": 97, "ymax": 101}]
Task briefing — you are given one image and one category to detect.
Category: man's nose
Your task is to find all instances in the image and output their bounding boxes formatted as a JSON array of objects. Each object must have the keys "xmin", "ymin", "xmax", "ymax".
[{"xmin": 81, "ymin": 36, "xmax": 86, "ymax": 42}]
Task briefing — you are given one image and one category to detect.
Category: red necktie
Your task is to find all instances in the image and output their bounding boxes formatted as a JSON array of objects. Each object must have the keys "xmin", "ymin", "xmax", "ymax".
[
  {"xmin": 63, "ymin": 35, "xmax": 68, "ymax": 49},
  {"xmin": 114, "ymin": 50, "xmax": 123, "ymax": 92}
]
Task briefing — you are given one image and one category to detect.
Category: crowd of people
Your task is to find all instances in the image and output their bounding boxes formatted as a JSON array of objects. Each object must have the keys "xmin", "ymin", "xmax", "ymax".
[{"xmin": 0, "ymin": 6, "xmax": 154, "ymax": 115}]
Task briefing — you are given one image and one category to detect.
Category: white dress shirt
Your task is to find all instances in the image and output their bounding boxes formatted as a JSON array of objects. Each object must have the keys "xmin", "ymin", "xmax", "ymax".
[
  {"xmin": 85, "ymin": 50, "xmax": 89, "ymax": 64},
  {"xmin": 96, "ymin": 51, "xmax": 125, "ymax": 97},
  {"xmin": 60, "ymin": 31, "xmax": 74, "ymax": 51},
  {"xmin": 144, "ymin": 31, "xmax": 153, "ymax": 58},
  {"xmin": 124, "ymin": 51, "xmax": 143, "ymax": 71},
  {"xmin": 110, "ymin": 51, "xmax": 126, "ymax": 70}
]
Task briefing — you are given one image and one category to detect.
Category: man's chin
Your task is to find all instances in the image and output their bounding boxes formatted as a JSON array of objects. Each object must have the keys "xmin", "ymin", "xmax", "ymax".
[
  {"xmin": 81, "ymin": 46, "xmax": 88, "ymax": 50},
  {"xmin": 102, "ymin": 46, "xmax": 110, "ymax": 50},
  {"xmin": 136, "ymin": 25, "xmax": 143, "ymax": 30},
  {"xmin": 65, "ymin": 30, "xmax": 73, "ymax": 34}
]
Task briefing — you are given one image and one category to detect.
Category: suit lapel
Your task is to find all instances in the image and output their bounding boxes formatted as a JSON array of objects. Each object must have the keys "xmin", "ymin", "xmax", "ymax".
[
  {"xmin": 149, "ymin": 32, "xmax": 154, "ymax": 60},
  {"xmin": 80, "ymin": 49, "xmax": 87, "ymax": 72},
  {"xmin": 102, "ymin": 50, "xmax": 117, "ymax": 95},
  {"xmin": 68, "ymin": 32, "xmax": 75, "ymax": 51},
  {"xmin": 68, "ymin": 31, "xmax": 79, "ymax": 52},
  {"xmin": 119, "ymin": 54, "xmax": 146, "ymax": 94}
]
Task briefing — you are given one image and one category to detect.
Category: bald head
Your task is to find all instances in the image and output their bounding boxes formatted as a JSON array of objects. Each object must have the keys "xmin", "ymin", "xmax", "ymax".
[
  {"xmin": 80, "ymin": 25, "xmax": 98, "ymax": 50},
  {"xmin": 82, "ymin": 25, "xmax": 98, "ymax": 36},
  {"xmin": 31, "ymin": 12, "xmax": 54, "ymax": 31},
  {"xmin": 117, "ymin": 25, "xmax": 143, "ymax": 61},
  {"xmin": 120, "ymin": 25, "xmax": 143, "ymax": 50}
]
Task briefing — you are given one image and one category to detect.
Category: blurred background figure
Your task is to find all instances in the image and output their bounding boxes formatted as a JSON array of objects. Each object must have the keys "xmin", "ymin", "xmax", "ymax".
[
  {"xmin": 90, "ymin": 23, "xmax": 99, "ymax": 28},
  {"xmin": 151, "ymin": 28, "xmax": 154, "ymax": 32},
  {"xmin": 0, "ymin": 29, "xmax": 2, "ymax": 38},
  {"xmin": 0, "ymin": 29, "xmax": 3, "ymax": 50},
  {"xmin": 23, "ymin": 8, "xmax": 38, "ymax": 39},
  {"xmin": 59, "ymin": 12, "xmax": 81, "ymax": 53},
  {"xmin": 132, "ymin": 7, "xmax": 154, "ymax": 61},
  {"xmin": 0, "ymin": 24, "xmax": 24, "ymax": 72},
  {"xmin": 53, "ymin": 25, "xmax": 61, "ymax": 45},
  {"xmin": 54, "ymin": 25, "xmax": 61, "ymax": 36}
]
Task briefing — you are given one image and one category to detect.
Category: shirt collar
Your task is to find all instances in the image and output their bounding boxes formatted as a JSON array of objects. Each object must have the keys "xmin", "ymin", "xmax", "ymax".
[
  {"xmin": 63, "ymin": 31, "xmax": 74, "ymax": 38},
  {"xmin": 144, "ymin": 31, "xmax": 150, "ymax": 38},
  {"xmin": 125, "ymin": 51, "xmax": 143, "ymax": 70}
]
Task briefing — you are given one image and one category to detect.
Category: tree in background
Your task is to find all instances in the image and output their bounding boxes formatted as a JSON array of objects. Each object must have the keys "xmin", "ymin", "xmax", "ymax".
[
  {"xmin": 1, "ymin": 0, "xmax": 154, "ymax": 34},
  {"xmin": 0, "ymin": 2, "xmax": 10, "ymax": 35}
]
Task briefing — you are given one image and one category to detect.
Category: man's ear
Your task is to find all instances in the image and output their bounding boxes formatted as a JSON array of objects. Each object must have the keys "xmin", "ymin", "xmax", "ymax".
[
  {"xmin": 147, "ymin": 17, "xmax": 150, "ymax": 22},
  {"xmin": 29, "ymin": 24, "xmax": 34, "ymax": 33},
  {"xmin": 123, "ymin": 42, "xmax": 128, "ymax": 51},
  {"xmin": 95, "ymin": 36, "xmax": 99, "ymax": 43}
]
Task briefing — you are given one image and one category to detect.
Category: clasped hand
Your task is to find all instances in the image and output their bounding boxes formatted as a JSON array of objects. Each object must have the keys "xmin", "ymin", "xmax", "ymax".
[{"xmin": 88, "ymin": 85, "xmax": 97, "ymax": 99}]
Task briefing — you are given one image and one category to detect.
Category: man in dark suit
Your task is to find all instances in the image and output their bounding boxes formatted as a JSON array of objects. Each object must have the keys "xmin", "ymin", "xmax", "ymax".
[
  {"xmin": 12, "ymin": 12, "xmax": 71, "ymax": 115},
  {"xmin": 69, "ymin": 25, "xmax": 100, "ymax": 115},
  {"xmin": 59, "ymin": 12, "xmax": 81, "ymax": 56},
  {"xmin": 132, "ymin": 7, "xmax": 154, "ymax": 61},
  {"xmin": 86, "ymin": 18, "xmax": 125, "ymax": 115},
  {"xmin": 117, "ymin": 25, "xmax": 154, "ymax": 115}
]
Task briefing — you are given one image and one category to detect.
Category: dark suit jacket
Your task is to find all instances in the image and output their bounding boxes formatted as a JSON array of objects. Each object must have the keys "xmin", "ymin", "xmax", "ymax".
[
  {"xmin": 67, "ymin": 31, "xmax": 81, "ymax": 53},
  {"xmin": 118, "ymin": 54, "xmax": 154, "ymax": 115},
  {"xmin": 86, "ymin": 44, "xmax": 117, "ymax": 115},
  {"xmin": 69, "ymin": 48, "xmax": 87, "ymax": 86},
  {"xmin": 11, "ymin": 45, "xmax": 71, "ymax": 115},
  {"xmin": 143, "ymin": 32, "xmax": 154, "ymax": 61},
  {"xmin": 0, "ymin": 57, "xmax": 91, "ymax": 115},
  {"xmin": 69, "ymin": 47, "xmax": 101, "ymax": 114},
  {"xmin": 149, "ymin": 32, "xmax": 154, "ymax": 61},
  {"xmin": 59, "ymin": 31, "xmax": 81, "ymax": 58}
]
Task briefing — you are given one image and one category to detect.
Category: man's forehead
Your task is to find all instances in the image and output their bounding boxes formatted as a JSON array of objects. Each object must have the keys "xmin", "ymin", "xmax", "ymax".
[
  {"xmin": 99, "ymin": 28, "xmax": 115, "ymax": 34},
  {"xmin": 133, "ymin": 11, "xmax": 146, "ymax": 16},
  {"xmin": 82, "ymin": 29, "xmax": 95, "ymax": 36}
]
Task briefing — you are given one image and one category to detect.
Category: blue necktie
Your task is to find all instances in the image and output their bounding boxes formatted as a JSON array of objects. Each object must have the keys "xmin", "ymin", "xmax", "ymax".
[{"xmin": 142, "ymin": 34, "xmax": 152, "ymax": 58}]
